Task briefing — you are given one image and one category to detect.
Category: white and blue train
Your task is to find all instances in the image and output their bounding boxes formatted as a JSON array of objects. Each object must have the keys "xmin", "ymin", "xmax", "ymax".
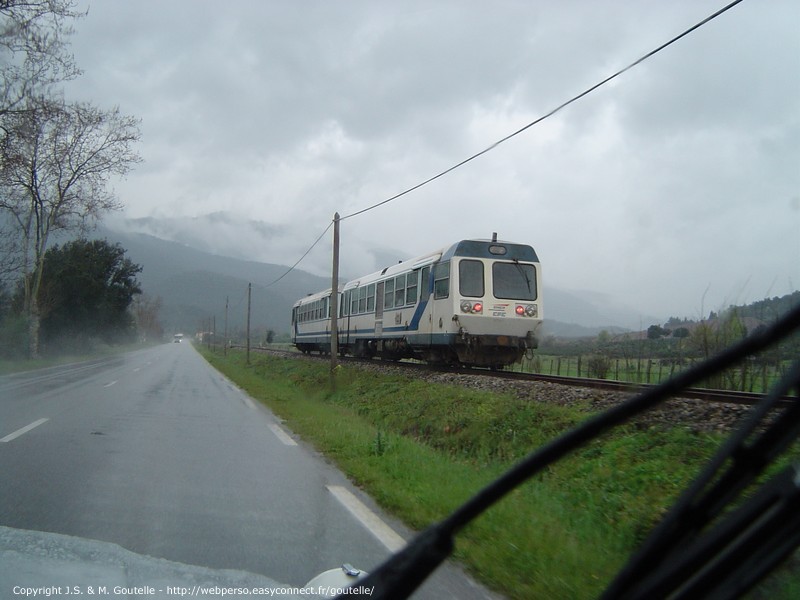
[{"xmin": 291, "ymin": 237, "xmax": 543, "ymax": 368}]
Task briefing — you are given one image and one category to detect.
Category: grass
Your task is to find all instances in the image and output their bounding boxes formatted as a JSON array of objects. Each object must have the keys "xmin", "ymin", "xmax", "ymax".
[{"xmin": 199, "ymin": 347, "xmax": 798, "ymax": 599}]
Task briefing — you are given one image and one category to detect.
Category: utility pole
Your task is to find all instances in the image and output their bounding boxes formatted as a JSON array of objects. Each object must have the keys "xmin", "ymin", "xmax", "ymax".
[
  {"xmin": 330, "ymin": 212, "xmax": 340, "ymax": 390},
  {"xmin": 224, "ymin": 296, "xmax": 229, "ymax": 357},
  {"xmin": 246, "ymin": 282, "xmax": 251, "ymax": 365}
]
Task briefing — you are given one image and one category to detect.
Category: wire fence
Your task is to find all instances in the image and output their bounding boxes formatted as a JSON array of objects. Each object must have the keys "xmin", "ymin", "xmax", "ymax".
[{"xmin": 514, "ymin": 353, "xmax": 797, "ymax": 395}]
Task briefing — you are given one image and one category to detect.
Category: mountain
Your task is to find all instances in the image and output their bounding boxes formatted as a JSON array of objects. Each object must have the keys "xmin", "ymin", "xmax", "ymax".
[
  {"xmin": 542, "ymin": 288, "xmax": 659, "ymax": 337},
  {"xmin": 98, "ymin": 228, "xmax": 329, "ymax": 337},
  {"xmin": 94, "ymin": 222, "xmax": 657, "ymax": 339}
]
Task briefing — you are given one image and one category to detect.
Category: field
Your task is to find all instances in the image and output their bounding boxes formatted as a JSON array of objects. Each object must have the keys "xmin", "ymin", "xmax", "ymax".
[{"xmin": 199, "ymin": 346, "xmax": 798, "ymax": 599}]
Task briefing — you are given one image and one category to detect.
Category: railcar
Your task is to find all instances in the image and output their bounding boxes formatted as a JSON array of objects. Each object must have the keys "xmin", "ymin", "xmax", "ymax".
[
  {"xmin": 291, "ymin": 237, "xmax": 542, "ymax": 368},
  {"xmin": 291, "ymin": 288, "xmax": 340, "ymax": 355}
]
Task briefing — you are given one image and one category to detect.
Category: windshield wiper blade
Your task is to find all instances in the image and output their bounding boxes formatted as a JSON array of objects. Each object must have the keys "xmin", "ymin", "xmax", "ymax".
[
  {"xmin": 614, "ymin": 461, "xmax": 800, "ymax": 600},
  {"xmin": 339, "ymin": 304, "xmax": 800, "ymax": 599},
  {"xmin": 512, "ymin": 258, "xmax": 533, "ymax": 295},
  {"xmin": 602, "ymin": 360, "xmax": 800, "ymax": 599}
]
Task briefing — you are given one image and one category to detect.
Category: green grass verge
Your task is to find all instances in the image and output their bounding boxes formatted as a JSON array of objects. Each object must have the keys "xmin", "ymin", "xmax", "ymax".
[{"xmin": 199, "ymin": 347, "xmax": 798, "ymax": 599}]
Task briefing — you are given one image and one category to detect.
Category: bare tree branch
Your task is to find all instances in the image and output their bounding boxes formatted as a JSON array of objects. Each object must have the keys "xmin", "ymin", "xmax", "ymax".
[{"xmin": 0, "ymin": 96, "xmax": 141, "ymax": 356}]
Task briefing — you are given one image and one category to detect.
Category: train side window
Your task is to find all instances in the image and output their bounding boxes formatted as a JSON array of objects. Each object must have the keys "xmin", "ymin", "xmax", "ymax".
[
  {"xmin": 406, "ymin": 270, "xmax": 418, "ymax": 305},
  {"xmin": 434, "ymin": 261, "xmax": 450, "ymax": 299},
  {"xmin": 358, "ymin": 285, "xmax": 367, "ymax": 314},
  {"xmin": 394, "ymin": 275, "xmax": 405, "ymax": 307},
  {"xmin": 459, "ymin": 260, "xmax": 484, "ymax": 297},
  {"xmin": 384, "ymin": 279, "xmax": 395, "ymax": 310},
  {"xmin": 366, "ymin": 284, "xmax": 375, "ymax": 313},
  {"xmin": 351, "ymin": 289, "xmax": 359, "ymax": 315}
]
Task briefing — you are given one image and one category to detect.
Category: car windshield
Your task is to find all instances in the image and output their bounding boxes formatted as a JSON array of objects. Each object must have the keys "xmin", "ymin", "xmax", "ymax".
[{"xmin": 1, "ymin": 2, "xmax": 797, "ymax": 599}]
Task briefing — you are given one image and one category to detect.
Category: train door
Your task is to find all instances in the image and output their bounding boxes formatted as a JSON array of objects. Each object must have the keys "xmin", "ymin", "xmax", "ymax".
[
  {"xmin": 375, "ymin": 281, "xmax": 384, "ymax": 338},
  {"xmin": 412, "ymin": 266, "xmax": 430, "ymax": 346},
  {"xmin": 423, "ymin": 261, "xmax": 451, "ymax": 355}
]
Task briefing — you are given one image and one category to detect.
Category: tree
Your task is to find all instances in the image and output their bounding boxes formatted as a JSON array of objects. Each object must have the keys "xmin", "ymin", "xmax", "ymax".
[
  {"xmin": 132, "ymin": 294, "xmax": 164, "ymax": 342},
  {"xmin": 1, "ymin": 0, "xmax": 81, "ymax": 119},
  {"xmin": 1, "ymin": 1, "xmax": 80, "ymax": 285},
  {"xmin": 0, "ymin": 98, "xmax": 141, "ymax": 356},
  {"xmin": 673, "ymin": 327, "xmax": 690, "ymax": 339},
  {"xmin": 647, "ymin": 324, "xmax": 670, "ymax": 340},
  {"xmin": 33, "ymin": 239, "xmax": 142, "ymax": 349}
]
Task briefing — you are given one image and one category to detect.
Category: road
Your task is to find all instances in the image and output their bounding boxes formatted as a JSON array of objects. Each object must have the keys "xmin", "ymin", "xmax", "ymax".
[{"xmin": 0, "ymin": 342, "xmax": 497, "ymax": 598}]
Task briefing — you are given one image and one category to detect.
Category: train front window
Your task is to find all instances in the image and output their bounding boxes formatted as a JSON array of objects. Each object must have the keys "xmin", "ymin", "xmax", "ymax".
[
  {"xmin": 459, "ymin": 260, "xmax": 484, "ymax": 298},
  {"xmin": 493, "ymin": 262, "xmax": 537, "ymax": 300}
]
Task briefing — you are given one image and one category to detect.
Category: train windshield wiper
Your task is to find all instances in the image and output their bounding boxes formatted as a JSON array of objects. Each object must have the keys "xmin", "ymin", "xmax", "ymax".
[
  {"xmin": 338, "ymin": 304, "xmax": 800, "ymax": 600},
  {"xmin": 512, "ymin": 258, "xmax": 533, "ymax": 296}
]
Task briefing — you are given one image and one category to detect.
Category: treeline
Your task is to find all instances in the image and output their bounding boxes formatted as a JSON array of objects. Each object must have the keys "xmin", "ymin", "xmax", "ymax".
[{"xmin": 536, "ymin": 292, "xmax": 800, "ymax": 391}]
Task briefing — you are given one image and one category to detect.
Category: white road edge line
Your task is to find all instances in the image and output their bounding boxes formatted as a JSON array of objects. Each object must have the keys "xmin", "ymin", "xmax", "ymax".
[
  {"xmin": 268, "ymin": 423, "xmax": 298, "ymax": 446},
  {"xmin": 103, "ymin": 380, "xmax": 118, "ymax": 388},
  {"xmin": 327, "ymin": 485, "xmax": 406, "ymax": 553},
  {"xmin": 1, "ymin": 418, "xmax": 49, "ymax": 443}
]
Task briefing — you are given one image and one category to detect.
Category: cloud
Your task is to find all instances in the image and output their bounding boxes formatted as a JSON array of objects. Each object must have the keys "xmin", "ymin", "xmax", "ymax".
[{"xmin": 64, "ymin": 0, "xmax": 800, "ymax": 319}]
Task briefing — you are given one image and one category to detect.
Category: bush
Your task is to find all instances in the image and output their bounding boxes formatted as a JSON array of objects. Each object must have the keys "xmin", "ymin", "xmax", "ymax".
[{"xmin": 588, "ymin": 353, "xmax": 612, "ymax": 379}]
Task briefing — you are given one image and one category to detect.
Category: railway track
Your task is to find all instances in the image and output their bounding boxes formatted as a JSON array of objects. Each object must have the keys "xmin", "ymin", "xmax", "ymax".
[{"xmin": 236, "ymin": 345, "xmax": 794, "ymax": 408}]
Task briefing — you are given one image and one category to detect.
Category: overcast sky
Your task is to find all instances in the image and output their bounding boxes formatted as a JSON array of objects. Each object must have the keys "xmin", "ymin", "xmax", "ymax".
[{"xmin": 63, "ymin": 0, "xmax": 799, "ymax": 320}]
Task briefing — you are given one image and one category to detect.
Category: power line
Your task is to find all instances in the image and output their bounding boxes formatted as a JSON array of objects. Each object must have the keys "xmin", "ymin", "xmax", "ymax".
[
  {"xmin": 263, "ymin": 221, "xmax": 333, "ymax": 288},
  {"xmin": 339, "ymin": 0, "xmax": 746, "ymax": 222}
]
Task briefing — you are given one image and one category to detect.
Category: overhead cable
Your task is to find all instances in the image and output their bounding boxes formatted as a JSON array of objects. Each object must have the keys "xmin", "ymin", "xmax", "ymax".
[
  {"xmin": 339, "ymin": 0, "xmax": 745, "ymax": 222},
  {"xmin": 268, "ymin": 0, "xmax": 745, "ymax": 285},
  {"xmin": 264, "ymin": 221, "xmax": 333, "ymax": 288}
]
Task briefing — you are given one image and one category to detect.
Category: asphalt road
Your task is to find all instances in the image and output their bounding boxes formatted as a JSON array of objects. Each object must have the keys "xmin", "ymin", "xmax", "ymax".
[{"xmin": 0, "ymin": 342, "xmax": 498, "ymax": 598}]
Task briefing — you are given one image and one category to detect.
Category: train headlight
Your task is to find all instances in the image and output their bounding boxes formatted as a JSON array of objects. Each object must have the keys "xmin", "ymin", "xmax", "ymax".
[
  {"xmin": 461, "ymin": 301, "xmax": 483, "ymax": 314},
  {"xmin": 525, "ymin": 304, "xmax": 537, "ymax": 317}
]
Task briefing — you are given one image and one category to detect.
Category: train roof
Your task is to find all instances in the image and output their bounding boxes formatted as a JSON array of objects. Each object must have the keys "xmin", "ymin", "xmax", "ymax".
[
  {"xmin": 441, "ymin": 239, "xmax": 539, "ymax": 262},
  {"xmin": 291, "ymin": 287, "xmax": 341, "ymax": 308},
  {"xmin": 342, "ymin": 238, "xmax": 538, "ymax": 290}
]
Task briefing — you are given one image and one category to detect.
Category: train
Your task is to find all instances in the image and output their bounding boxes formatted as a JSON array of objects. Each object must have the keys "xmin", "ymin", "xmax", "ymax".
[{"xmin": 291, "ymin": 236, "xmax": 543, "ymax": 368}]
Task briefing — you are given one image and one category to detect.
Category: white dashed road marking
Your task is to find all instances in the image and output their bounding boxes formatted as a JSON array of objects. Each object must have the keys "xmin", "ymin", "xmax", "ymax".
[
  {"xmin": 269, "ymin": 423, "xmax": 298, "ymax": 446},
  {"xmin": 1, "ymin": 418, "xmax": 49, "ymax": 443},
  {"xmin": 327, "ymin": 485, "xmax": 406, "ymax": 552}
]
